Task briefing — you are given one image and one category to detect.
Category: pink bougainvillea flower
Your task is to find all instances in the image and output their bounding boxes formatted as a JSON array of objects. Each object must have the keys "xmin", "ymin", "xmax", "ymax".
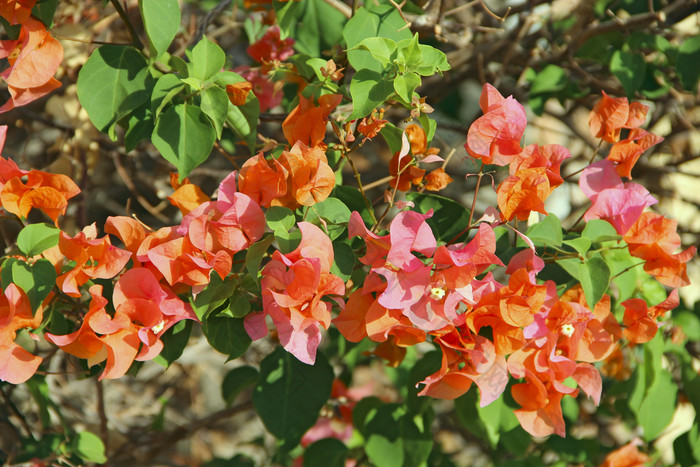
[
  {"xmin": 0, "ymin": 284, "xmax": 43, "ymax": 384},
  {"xmin": 247, "ymin": 26, "xmax": 295, "ymax": 63},
  {"xmin": 234, "ymin": 65, "xmax": 282, "ymax": 112},
  {"xmin": 244, "ymin": 222, "xmax": 345, "ymax": 364},
  {"xmin": 622, "ymin": 289, "xmax": 679, "ymax": 344},
  {"xmin": 418, "ymin": 329, "xmax": 509, "ymax": 405},
  {"xmin": 0, "ymin": 17, "xmax": 63, "ymax": 113},
  {"xmin": 465, "ymin": 83, "xmax": 527, "ymax": 166},
  {"xmin": 589, "ymin": 91, "xmax": 648, "ymax": 143},
  {"xmin": 607, "ymin": 128, "xmax": 663, "ymax": 179},
  {"xmin": 46, "ymin": 270, "xmax": 196, "ymax": 380},
  {"xmin": 56, "ymin": 223, "xmax": 132, "ymax": 297},
  {"xmin": 579, "ymin": 160, "xmax": 656, "ymax": 235},
  {"xmin": 0, "ymin": 169, "xmax": 80, "ymax": 225}
]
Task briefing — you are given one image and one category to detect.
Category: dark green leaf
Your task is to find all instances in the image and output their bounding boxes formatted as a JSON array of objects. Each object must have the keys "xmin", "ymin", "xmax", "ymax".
[
  {"xmin": 222, "ymin": 365, "xmax": 259, "ymax": 406},
  {"xmin": 331, "ymin": 241, "xmax": 354, "ymax": 281},
  {"xmin": 202, "ymin": 314, "xmax": 251, "ymax": 361},
  {"xmin": 677, "ymin": 36, "xmax": 700, "ymax": 91},
  {"xmin": 303, "ymin": 438, "xmax": 348, "ymax": 467},
  {"xmin": 253, "ymin": 347, "xmax": 334, "ymax": 447},
  {"xmin": 153, "ymin": 320, "xmax": 193, "ymax": 367},
  {"xmin": 124, "ymin": 103, "xmax": 155, "ymax": 152},
  {"xmin": 31, "ymin": 0, "xmax": 59, "ymax": 27},
  {"xmin": 610, "ymin": 50, "xmax": 646, "ymax": 96}
]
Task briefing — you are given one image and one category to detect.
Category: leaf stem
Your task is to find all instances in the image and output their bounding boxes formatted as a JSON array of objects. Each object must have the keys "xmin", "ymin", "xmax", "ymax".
[{"xmin": 109, "ymin": 0, "xmax": 144, "ymax": 50}]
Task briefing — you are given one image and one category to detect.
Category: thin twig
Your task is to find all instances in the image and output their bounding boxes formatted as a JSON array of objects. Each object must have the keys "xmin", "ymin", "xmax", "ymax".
[
  {"xmin": 0, "ymin": 387, "xmax": 35, "ymax": 440},
  {"xmin": 109, "ymin": 0, "xmax": 144, "ymax": 50},
  {"xmin": 111, "ymin": 153, "xmax": 170, "ymax": 223},
  {"xmin": 323, "ymin": 0, "xmax": 352, "ymax": 18},
  {"xmin": 95, "ymin": 379, "xmax": 109, "ymax": 461}
]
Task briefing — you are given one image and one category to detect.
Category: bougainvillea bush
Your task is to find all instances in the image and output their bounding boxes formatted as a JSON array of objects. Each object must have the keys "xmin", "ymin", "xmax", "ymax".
[{"xmin": 1, "ymin": 0, "xmax": 699, "ymax": 465}]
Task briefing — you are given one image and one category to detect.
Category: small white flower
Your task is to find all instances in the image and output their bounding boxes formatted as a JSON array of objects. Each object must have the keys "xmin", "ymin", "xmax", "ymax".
[{"xmin": 561, "ymin": 324, "xmax": 575, "ymax": 337}]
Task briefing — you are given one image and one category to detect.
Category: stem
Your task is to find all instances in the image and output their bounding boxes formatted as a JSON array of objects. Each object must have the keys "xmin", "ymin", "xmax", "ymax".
[
  {"xmin": 95, "ymin": 379, "xmax": 110, "ymax": 461},
  {"xmin": 1, "ymin": 386, "xmax": 35, "ymax": 440},
  {"xmin": 450, "ymin": 162, "xmax": 484, "ymax": 243},
  {"xmin": 109, "ymin": 0, "xmax": 144, "ymax": 50},
  {"xmin": 611, "ymin": 261, "xmax": 645, "ymax": 279},
  {"xmin": 344, "ymin": 152, "xmax": 378, "ymax": 225}
]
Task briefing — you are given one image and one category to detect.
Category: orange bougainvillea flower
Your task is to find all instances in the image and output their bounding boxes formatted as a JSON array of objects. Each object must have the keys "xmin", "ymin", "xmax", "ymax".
[
  {"xmin": 424, "ymin": 168, "xmax": 453, "ymax": 191},
  {"xmin": 589, "ymin": 91, "xmax": 648, "ymax": 144},
  {"xmin": 600, "ymin": 440, "xmax": 649, "ymax": 467},
  {"xmin": 0, "ymin": 170, "xmax": 80, "ymax": 225},
  {"xmin": 607, "ymin": 128, "xmax": 663, "ymax": 179},
  {"xmin": 356, "ymin": 108, "xmax": 387, "ymax": 143},
  {"xmin": 622, "ymin": 289, "xmax": 679, "ymax": 344},
  {"xmin": 497, "ymin": 167, "xmax": 551, "ymax": 221},
  {"xmin": 0, "ymin": 0, "xmax": 37, "ymax": 25},
  {"xmin": 282, "ymin": 93, "xmax": 342, "ymax": 148},
  {"xmin": 56, "ymin": 223, "xmax": 132, "ymax": 297},
  {"xmin": 167, "ymin": 173, "xmax": 209, "ymax": 215},
  {"xmin": 0, "ymin": 283, "xmax": 43, "ymax": 384},
  {"xmin": 623, "ymin": 212, "xmax": 696, "ymax": 287},
  {"xmin": 389, "ymin": 151, "xmax": 426, "ymax": 192},
  {"xmin": 238, "ymin": 152, "xmax": 288, "ymax": 208},
  {"xmin": 225, "ymin": 81, "xmax": 252, "ymax": 106},
  {"xmin": 276, "ymin": 142, "xmax": 335, "ymax": 208},
  {"xmin": 0, "ymin": 17, "xmax": 63, "ymax": 113}
]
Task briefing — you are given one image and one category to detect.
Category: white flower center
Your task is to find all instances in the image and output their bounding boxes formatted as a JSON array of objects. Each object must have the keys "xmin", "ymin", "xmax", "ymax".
[
  {"xmin": 430, "ymin": 287, "xmax": 446, "ymax": 301},
  {"xmin": 152, "ymin": 320, "xmax": 165, "ymax": 334},
  {"xmin": 561, "ymin": 324, "xmax": 575, "ymax": 337}
]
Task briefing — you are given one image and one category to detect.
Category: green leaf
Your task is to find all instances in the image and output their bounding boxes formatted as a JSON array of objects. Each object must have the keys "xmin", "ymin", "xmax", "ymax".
[
  {"xmin": 581, "ymin": 219, "xmax": 620, "ymax": 244},
  {"xmin": 524, "ymin": 213, "xmax": 563, "ymax": 247},
  {"xmin": 245, "ymin": 235, "xmax": 275, "ymax": 287},
  {"xmin": 530, "ymin": 64, "xmax": 567, "ymax": 95},
  {"xmin": 152, "ymin": 103, "xmax": 216, "ymax": 179},
  {"xmin": 275, "ymin": 0, "xmax": 347, "ymax": 57},
  {"xmin": 610, "ymin": 49, "xmax": 646, "ymax": 96},
  {"xmin": 1, "ymin": 258, "xmax": 56, "ymax": 311},
  {"xmin": 417, "ymin": 114, "xmax": 437, "ymax": 144},
  {"xmin": 637, "ymin": 367, "xmax": 678, "ymax": 441},
  {"xmin": 221, "ymin": 295, "xmax": 251, "ymax": 319},
  {"xmin": 354, "ymin": 37, "xmax": 398, "ymax": 67},
  {"xmin": 677, "ymin": 36, "xmax": 700, "ymax": 91},
  {"xmin": 189, "ymin": 274, "xmax": 238, "ymax": 320},
  {"xmin": 563, "ymin": 237, "xmax": 591, "ymax": 257},
  {"xmin": 226, "ymin": 91, "xmax": 259, "ymax": 150},
  {"xmin": 414, "ymin": 44, "xmax": 450, "ymax": 75},
  {"xmin": 151, "ymin": 73, "xmax": 185, "ymax": 118},
  {"xmin": 303, "ymin": 438, "xmax": 348, "ymax": 467},
  {"xmin": 139, "ymin": 0, "xmax": 180, "ymax": 58},
  {"xmin": 304, "ymin": 197, "xmax": 351, "ymax": 240},
  {"xmin": 202, "ymin": 313, "xmax": 251, "ymax": 361},
  {"xmin": 253, "ymin": 347, "xmax": 334, "ymax": 448},
  {"xmin": 190, "ymin": 36, "xmax": 226, "ymax": 81},
  {"xmin": 77, "ymin": 46, "xmax": 152, "ymax": 136},
  {"xmin": 393, "ymin": 72, "xmax": 421, "ymax": 103},
  {"xmin": 349, "ymin": 69, "xmax": 395, "ymax": 119},
  {"xmin": 405, "ymin": 192, "xmax": 470, "ymax": 243},
  {"xmin": 672, "ymin": 310, "xmax": 700, "ymax": 341},
  {"xmin": 266, "ymin": 206, "xmax": 296, "ymax": 232},
  {"xmin": 331, "ymin": 241, "xmax": 354, "ymax": 281},
  {"xmin": 16, "ymin": 223, "xmax": 60, "ymax": 257},
  {"xmin": 123, "ymin": 103, "xmax": 155, "ymax": 152},
  {"xmin": 333, "ymin": 185, "xmax": 374, "ymax": 226},
  {"xmin": 31, "ymin": 0, "xmax": 59, "ymax": 27},
  {"xmin": 397, "ymin": 34, "xmax": 422, "ymax": 68},
  {"xmin": 200, "ymin": 85, "xmax": 229, "ymax": 138},
  {"xmin": 578, "ymin": 256, "xmax": 610, "ymax": 310},
  {"xmin": 152, "ymin": 320, "xmax": 192, "ymax": 367},
  {"xmin": 72, "ymin": 431, "xmax": 107, "ymax": 464},
  {"xmin": 221, "ymin": 365, "xmax": 259, "ymax": 407}
]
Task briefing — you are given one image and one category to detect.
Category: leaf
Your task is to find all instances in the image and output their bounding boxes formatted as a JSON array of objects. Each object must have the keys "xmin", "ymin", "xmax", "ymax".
[
  {"xmin": 189, "ymin": 274, "xmax": 238, "ymax": 320},
  {"xmin": 349, "ymin": 69, "xmax": 395, "ymax": 119},
  {"xmin": 266, "ymin": 206, "xmax": 296, "ymax": 232},
  {"xmin": 16, "ymin": 223, "xmax": 59, "ymax": 257},
  {"xmin": 581, "ymin": 219, "xmax": 620, "ymax": 244},
  {"xmin": 139, "ymin": 0, "xmax": 180, "ymax": 58},
  {"xmin": 245, "ymin": 235, "xmax": 275, "ymax": 287},
  {"xmin": 202, "ymin": 313, "xmax": 252, "ymax": 361},
  {"xmin": 190, "ymin": 36, "xmax": 226, "ymax": 81},
  {"xmin": 393, "ymin": 72, "xmax": 420, "ymax": 103},
  {"xmin": 253, "ymin": 347, "xmax": 334, "ymax": 448},
  {"xmin": 677, "ymin": 36, "xmax": 700, "ymax": 91},
  {"xmin": 610, "ymin": 49, "xmax": 646, "ymax": 96},
  {"xmin": 578, "ymin": 256, "xmax": 610, "ymax": 311},
  {"xmin": 303, "ymin": 438, "xmax": 348, "ymax": 467},
  {"xmin": 200, "ymin": 85, "xmax": 229, "ymax": 138},
  {"xmin": 397, "ymin": 34, "xmax": 422, "ymax": 68},
  {"xmin": 637, "ymin": 366, "xmax": 678, "ymax": 441},
  {"xmin": 1, "ymin": 258, "xmax": 56, "ymax": 311},
  {"xmin": 305, "ymin": 197, "xmax": 351, "ymax": 240},
  {"xmin": 414, "ymin": 44, "xmax": 450, "ymax": 75},
  {"xmin": 226, "ymin": 91, "xmax": 259, "ymax": 149},
  {"xmin": 331, "ymin": 241, "xmax": 354, "ymax": 281},
  {"xmin": 151, "ymin": 73, "xmax": 185, "ymax": 118},
  {"xmin": 152, "ymin": 103, "xmax": 216, "ymax": 179},
  {"xmin": 563, "ymin": 237, "xmax": 591, "ymax": 257},
  {"xmin": 123, "ymin": 103, "xmax": 154, "ymax": 152},
  {"xmin": 77, "ymin": 46, "xmax": 152, "ymax": 136},
  {"xmin": 275, "ymin": 0, "xmax": 347, "ymax": 57},
  {"xmin": 405, "ymin": 192, "xmax": 469, "ymax": 243},
  {"xmin": 31, "ymin": 0, "xmax": 59, "ymax": 27},
  {"xmin": 524, "ymin": 213, "xmax": 563, "ymax": 247},
  {"xmin": 530, "ymin": 64, "xmax": 567, "ymax": 95},
  {"xmin": 354, "ymin": 37, "xmax": 398, "ymax": 67},
  {"xmin": 152, "ymin": 320, "xmax": 192, "ymax": 368},
  {"xmin": 72, "ymin": 431, "xmax": 107, "ymax": 464},
  {"xmin": 221, "ymin": 365, "xmax": 259, "ymax": 407}
]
